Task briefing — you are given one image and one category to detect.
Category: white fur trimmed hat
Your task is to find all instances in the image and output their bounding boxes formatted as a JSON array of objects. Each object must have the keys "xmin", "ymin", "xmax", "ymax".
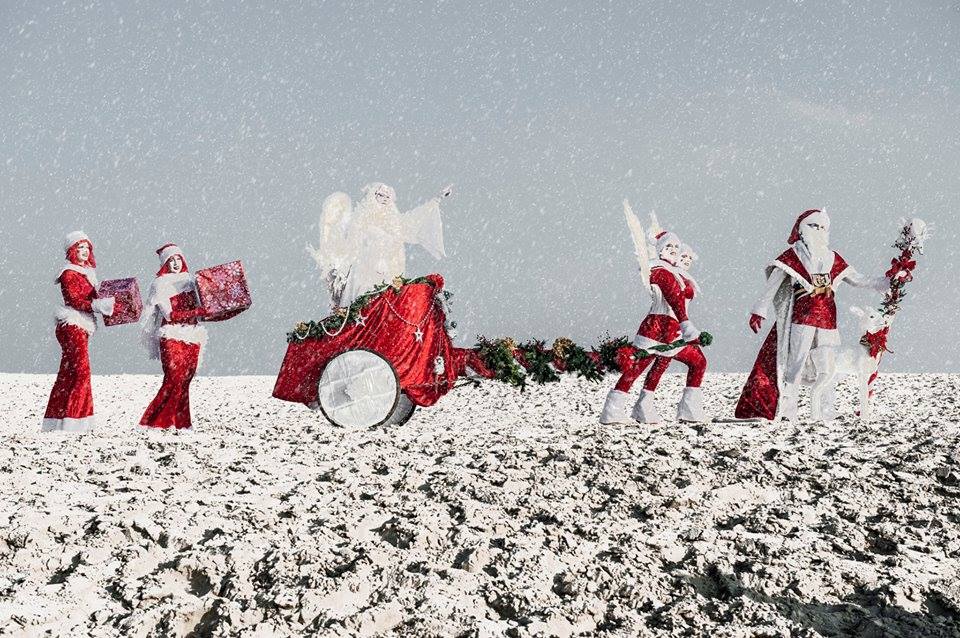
[
  {"xmin": 63, "ymin": 230, "xmax": 90, "ymax": 252},
  {"xmin": 156, "ymin": 243, "xmax": 184, "ymax": 265},
  {"xmin": 653, "ymin": 230, "xmax": 681, "ymax": 255}
]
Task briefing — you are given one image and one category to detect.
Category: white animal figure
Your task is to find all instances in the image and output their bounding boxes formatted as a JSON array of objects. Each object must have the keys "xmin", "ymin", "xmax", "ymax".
[{"xmin": 810, "ymin": 305, "xmax": 889, "ymax": 422}]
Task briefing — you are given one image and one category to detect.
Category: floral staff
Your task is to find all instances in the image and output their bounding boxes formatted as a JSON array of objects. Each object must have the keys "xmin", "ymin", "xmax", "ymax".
[{"xmin": 860, "ymin": 218, "xmax": 929, "ymax": 394}]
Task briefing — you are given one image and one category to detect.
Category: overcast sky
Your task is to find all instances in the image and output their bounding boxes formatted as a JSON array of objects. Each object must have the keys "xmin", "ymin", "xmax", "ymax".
[{"xmin": 2, "ymin": 0, "xmax": 958, "ymax": 376}]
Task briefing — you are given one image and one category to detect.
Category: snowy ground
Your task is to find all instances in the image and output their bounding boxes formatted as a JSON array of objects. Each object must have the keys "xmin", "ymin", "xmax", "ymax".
[{"xmin": 0, "ymin": 372, "xmax": 958, "ymax": 637}]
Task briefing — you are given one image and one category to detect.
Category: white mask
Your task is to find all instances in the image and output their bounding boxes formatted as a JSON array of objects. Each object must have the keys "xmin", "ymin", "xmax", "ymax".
[
  {"xmin": 659, "ymin": 240, "xmax": 680, "ymax": 264},
  {"xmin": 799, "ymin": 221, "xmax": 830, "ymax": 254}
]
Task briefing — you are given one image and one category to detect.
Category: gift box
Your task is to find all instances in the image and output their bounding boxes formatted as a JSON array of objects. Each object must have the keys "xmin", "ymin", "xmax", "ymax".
[
  {"xmin": 195, "ymin": 260, "xmax": 252, "ymax": 322},
  {"xmin": 98, "ymin": 278, "xmax": 143, "ymax": 326}
]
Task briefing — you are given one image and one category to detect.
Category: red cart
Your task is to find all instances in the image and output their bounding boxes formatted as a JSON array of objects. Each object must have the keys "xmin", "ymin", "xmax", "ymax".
[{"xmin": 273, "ymin": 274, "xmax": 490, "ymax": 427}]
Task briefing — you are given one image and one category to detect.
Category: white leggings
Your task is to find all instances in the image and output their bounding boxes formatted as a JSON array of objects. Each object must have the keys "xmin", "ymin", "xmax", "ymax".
[{"xmin": 784, "ymin": 325, "xmax": 838, "ymax": 384}]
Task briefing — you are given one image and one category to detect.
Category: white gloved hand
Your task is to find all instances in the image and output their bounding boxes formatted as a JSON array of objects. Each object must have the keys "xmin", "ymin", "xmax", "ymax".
[
  {"xmin": 92, "ymin": 297, "xmax": 115, "ymax": 317},
  {"xmin": 680, "ymin": 320, "xmax": 701, "ymax": 343}
]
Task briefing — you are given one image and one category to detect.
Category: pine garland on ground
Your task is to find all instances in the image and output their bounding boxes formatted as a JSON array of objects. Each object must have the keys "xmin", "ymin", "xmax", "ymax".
[{"xmin": 472, "ymin": 332, "xmax": 713, "ymax": 389}]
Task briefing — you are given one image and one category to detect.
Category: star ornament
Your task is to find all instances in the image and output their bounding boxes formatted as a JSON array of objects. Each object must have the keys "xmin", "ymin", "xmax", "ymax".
[
  {"xmin": 354, "ymin": 314, "xmax": 366, "ymax": 327},
  {"xmin": 414, "ymin": 327, "xmax": 424, "ymax": 343}
]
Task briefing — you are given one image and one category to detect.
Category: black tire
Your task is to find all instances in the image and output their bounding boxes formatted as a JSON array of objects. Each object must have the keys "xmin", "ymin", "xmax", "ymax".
[{"xmin": 382, "ymin": 392, "xmax": 417, "ymax": 426}]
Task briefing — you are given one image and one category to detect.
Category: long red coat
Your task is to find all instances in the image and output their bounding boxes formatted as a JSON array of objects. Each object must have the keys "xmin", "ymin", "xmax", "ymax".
[
  {"xmin": 43, "ymin": 270, "xmax": 97, "ymax": 432},
  {"xmin": 141, "ymin": 287, "xmax": 206, "ymax": 429}
]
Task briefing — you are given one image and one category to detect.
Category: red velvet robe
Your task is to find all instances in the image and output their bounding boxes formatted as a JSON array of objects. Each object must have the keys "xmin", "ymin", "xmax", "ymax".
[
  {"xmin": 141, "ymin": 288, "xmax": 205, "ymax": 429},
  {"xmin": 43, "ymin": 270, "xmax": 97, "ymax": 431}
]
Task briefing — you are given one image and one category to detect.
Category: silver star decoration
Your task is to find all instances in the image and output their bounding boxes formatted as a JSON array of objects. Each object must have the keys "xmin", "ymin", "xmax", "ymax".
[
  {"xmin": 413, "ymin": 327, "xmax": 424, "ymax": 342},
  {"xmin": 354, "ymin": 314, "xmax": 366, "ymax": 327}
]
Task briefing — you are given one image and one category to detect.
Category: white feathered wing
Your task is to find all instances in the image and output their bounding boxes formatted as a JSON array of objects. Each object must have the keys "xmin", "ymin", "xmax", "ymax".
[{"xmin": 307, "ymin": 191, "xmax": 355, "ymax": 308}]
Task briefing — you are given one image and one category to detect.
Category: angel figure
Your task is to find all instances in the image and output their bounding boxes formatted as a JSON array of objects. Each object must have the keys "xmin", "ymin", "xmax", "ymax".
[{"xmin": 307, "ymin": 182, "xmax": 451, "ymax": 309}]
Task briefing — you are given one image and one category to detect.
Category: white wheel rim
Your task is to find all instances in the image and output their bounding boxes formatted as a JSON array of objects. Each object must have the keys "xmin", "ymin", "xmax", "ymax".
[{"xmin": 318, "ymin": 350, "xmax": 399, "ymax": 427}]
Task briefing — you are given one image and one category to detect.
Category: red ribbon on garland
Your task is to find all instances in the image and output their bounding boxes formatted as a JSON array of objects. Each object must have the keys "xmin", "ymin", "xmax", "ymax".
[
  {"xmin": 860, "ymin": 327, "xmax": 891, "ymax": 358},
  {"xmin": 884, "ymin": 251, "xmax": 917, "ymax": 281}
]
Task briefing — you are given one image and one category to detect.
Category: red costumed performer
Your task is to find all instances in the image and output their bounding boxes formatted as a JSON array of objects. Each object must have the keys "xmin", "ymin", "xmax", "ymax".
[
  {"xmin": 599, "ymin": 230, "xmax": 707, "ymax": 425},
  {"xmin": 642, "ymin": 243, "xmax": 702, "ymax": 408},
  {"xmin": 735, "ymin": 210, "xmax": 887, "ymax": 421},
  {"xmin": 42, "ymin": 231, "xmax": 116, "ymax": 432},
  {"xmin": 139, "ymin": 244, "xmax": 208, "ymax": 430}
]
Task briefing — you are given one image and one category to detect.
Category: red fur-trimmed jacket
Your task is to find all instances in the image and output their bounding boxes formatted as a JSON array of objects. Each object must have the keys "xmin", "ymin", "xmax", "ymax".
[
  {"xmin": 55, "ymin": 268, "xmax": 98, "ymax": 334},
  {"xmin": 633, "ymin": 262, "xmax": 698, "ymax": 353}
]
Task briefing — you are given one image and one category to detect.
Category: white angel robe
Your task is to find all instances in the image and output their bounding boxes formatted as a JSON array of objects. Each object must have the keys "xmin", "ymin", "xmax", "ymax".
[{"xmin": 340, "ymin": 198, "xmax": 445, "ymax": 306}]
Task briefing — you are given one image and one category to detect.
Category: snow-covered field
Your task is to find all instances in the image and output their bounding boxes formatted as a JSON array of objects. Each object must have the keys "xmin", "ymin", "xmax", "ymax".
[{"xmin": 1, "ymin": 372, "xmax": 958, "ymax": 637}]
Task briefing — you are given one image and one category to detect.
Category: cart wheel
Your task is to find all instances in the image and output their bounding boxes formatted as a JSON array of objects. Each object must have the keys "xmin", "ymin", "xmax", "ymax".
[
  {"xmin": 317, "ymin": 349, "xmax": 399, "ymax": 428},
  {"xmin": 383, "ymin": 392, "xmax": 417, "ymax": 426}
]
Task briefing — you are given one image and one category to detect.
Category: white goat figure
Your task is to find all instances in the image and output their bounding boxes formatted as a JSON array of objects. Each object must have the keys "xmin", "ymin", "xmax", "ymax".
[{"xmin": 810, "ymin": 305, "xmax": 889, "ymax": 422}]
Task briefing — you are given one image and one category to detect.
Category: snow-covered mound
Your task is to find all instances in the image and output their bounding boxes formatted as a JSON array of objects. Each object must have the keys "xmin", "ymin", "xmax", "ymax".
[{"xmin": 1, "ymin": 373, "xmax": 958, "ymax": 637}]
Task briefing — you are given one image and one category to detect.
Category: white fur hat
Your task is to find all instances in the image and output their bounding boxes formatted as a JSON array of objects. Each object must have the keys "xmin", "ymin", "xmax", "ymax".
[
  {"xmin": 653, "ymin": 230, "xmax": 681, "ymax": 255},
  {"xmin": 647, "ymin": 212, "xmax": 681, "ymax": 255},
  {"xmin": 63, "ymin": 230, "xmax": 90, "ymax": 252},
  {"xmin": 156, "ymin": 243, "xmax": 184, "ymax": 265}
]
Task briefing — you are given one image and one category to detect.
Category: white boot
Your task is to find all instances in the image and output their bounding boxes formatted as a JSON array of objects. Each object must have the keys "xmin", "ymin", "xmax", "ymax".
[
  {"xmin": 779, "ymin": 383, "xmax": 799, "ymax": 421},
  {"xmin": 631, "ymin": 390, "xmax": 661, "ymax": 424},
  {"xmin": 599, "ymin": 389, "xmax": 632, "ymax": 425},
  {"xmin": 677, "ymin": 386, "xmax": 707, "ymax": 422}
]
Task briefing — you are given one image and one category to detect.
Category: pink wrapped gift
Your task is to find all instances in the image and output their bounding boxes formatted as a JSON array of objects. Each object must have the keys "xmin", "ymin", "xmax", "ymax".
[
  {"xmin": 98, "ymin": 278, "xmax": 143, "ymax": 326},
  {"xmin": 195, "ymin": 260, "xmax": 252, "ymax": 322}
]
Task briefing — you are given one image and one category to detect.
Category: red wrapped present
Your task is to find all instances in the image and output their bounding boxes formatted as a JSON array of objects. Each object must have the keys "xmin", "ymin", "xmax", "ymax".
[
  {"xmin": 98, "ymin": 278, "xmax": 143, "ymax": 326},
  {"xmin": 195, "ymin": 260, "xmax": 252, "ymax": 322}
]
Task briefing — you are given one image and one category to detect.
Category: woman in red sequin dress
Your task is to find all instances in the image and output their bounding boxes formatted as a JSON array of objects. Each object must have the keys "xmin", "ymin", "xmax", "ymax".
[
  {"xmin": 139, "ymin": 243, "xmax": 208, "ymax": 430},
  {"xmin": 43, "ymin": 231, "xmax": 116, "ymax": 432}
]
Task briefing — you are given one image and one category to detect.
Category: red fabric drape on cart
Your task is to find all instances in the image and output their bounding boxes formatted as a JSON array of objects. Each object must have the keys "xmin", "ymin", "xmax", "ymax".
[{"xmin": 273, "ymin": 277, "xmax": 474, "ymax": 408}]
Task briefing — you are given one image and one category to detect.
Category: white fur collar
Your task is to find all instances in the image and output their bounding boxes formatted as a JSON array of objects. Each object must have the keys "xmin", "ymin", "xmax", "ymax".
[
  {"xmin": 57, "ymin": 263, "xmax": 98, "ymax": 288},
  {"xmin": 151, "ymin": 272, "xmax": 195, "ymax": 297}
]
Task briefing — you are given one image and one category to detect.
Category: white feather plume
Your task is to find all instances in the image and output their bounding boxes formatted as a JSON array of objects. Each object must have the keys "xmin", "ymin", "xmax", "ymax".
[{"xmin": 307, "ymin": 191, "xmax": 356, "ymax": 307}]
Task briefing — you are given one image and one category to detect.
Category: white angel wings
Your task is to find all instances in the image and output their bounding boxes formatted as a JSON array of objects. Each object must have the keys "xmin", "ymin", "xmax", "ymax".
[
  {"xmin": 307, "ymin": 191, "xmax": 355, "ymax": 307},
  {"xmin": 623, "ymin": 199, "xmax": 652, "ymax": 294}
]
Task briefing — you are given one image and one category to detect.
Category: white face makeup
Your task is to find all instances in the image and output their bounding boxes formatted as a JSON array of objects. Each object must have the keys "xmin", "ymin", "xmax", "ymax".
[
  {"xmin": 800, "ymin": 221, "xmax": 830, "ymax": 252},
  {"xmin": 374, "ymin": 186, "xmax": 394, "ymax": 206},
  {"xmin": 167, "ymin": 254, "xmax": 184, "ymax": 273},
  {"xmin": 661, "ymin": 240, "xmax": 681, "ymax": 264},
  {"xmin": 76, "ymin": 242, "xmax": 91, "ymax": 263},
  {"xmin": 679, "ymin": 252, "xmax": 694, "ymax": 270}
]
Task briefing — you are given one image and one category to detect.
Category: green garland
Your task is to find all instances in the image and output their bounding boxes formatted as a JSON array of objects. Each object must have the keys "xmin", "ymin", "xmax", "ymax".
[
  {"xmin": 594, "ymin": 334, "xmax": 631, "ymax": 370},
  {"xmin": 474, "ymin": 337, "xmax": 528, "ymax": 389},
  {"xmin": 472, "ymin": 333, "xmax": 713, "ymax": 389},
  {"xmin": 517, "ymin": 340, "xmax": 561, "ymax": 385}
]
